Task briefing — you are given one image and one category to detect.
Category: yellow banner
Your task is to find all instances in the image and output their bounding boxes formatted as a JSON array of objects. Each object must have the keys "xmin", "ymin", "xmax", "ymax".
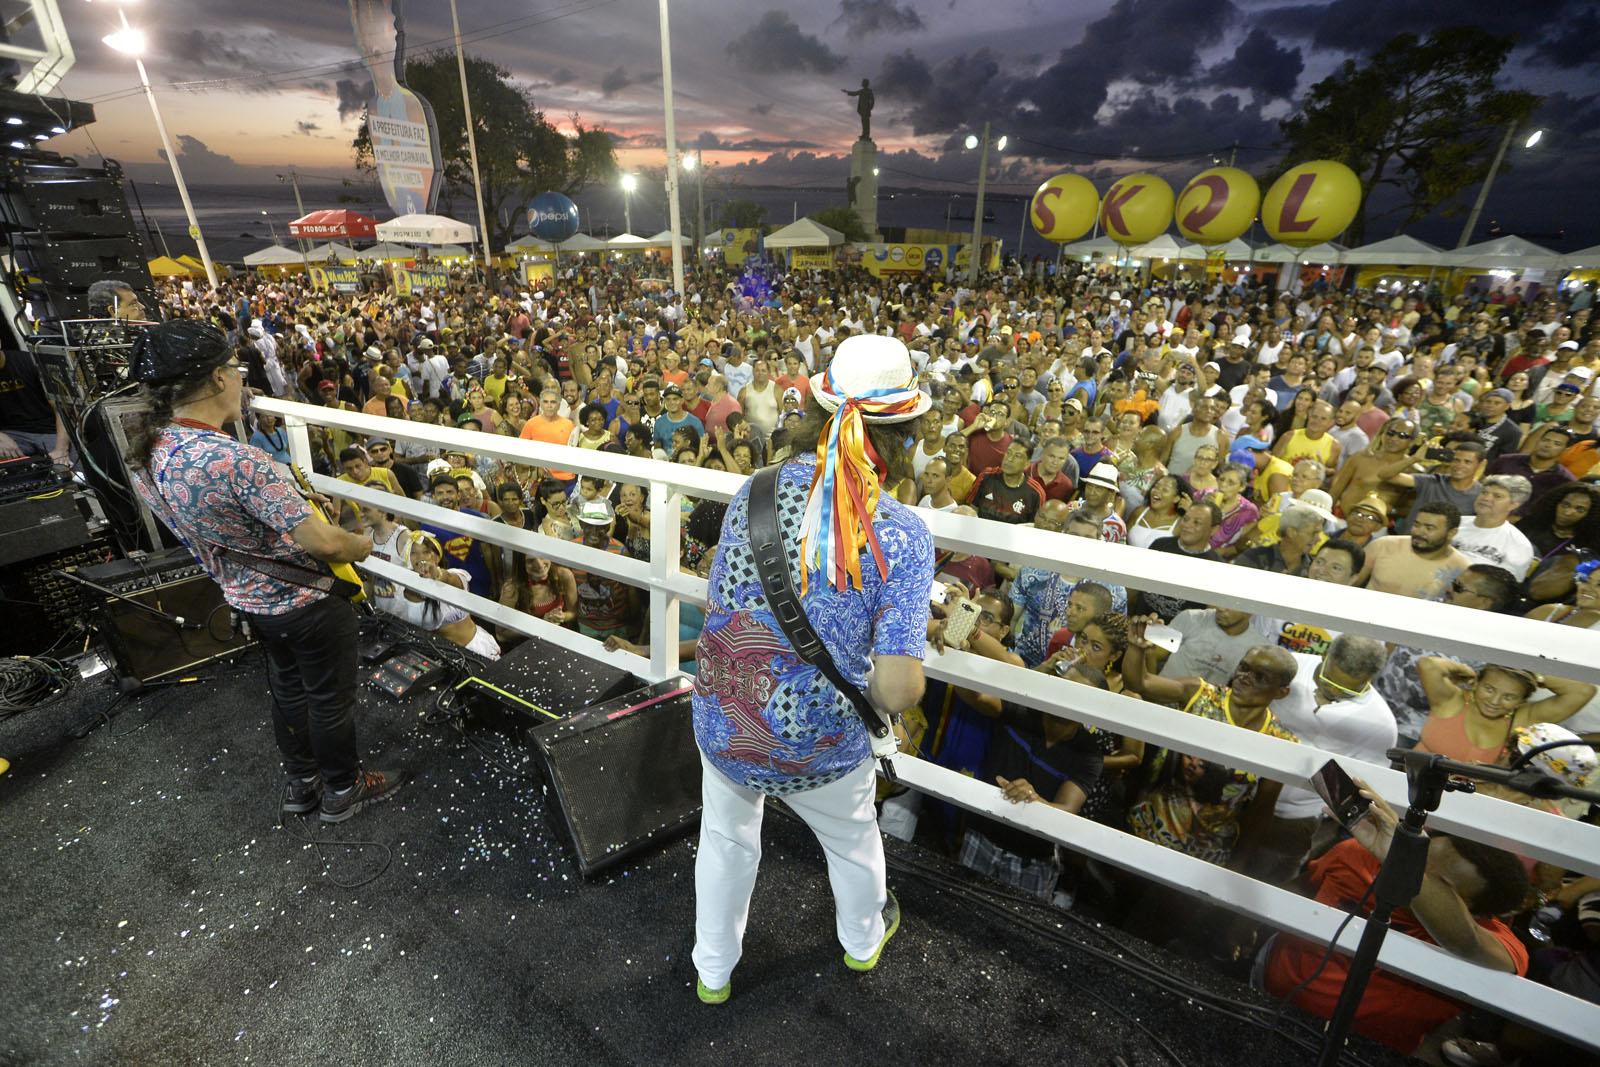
[
  {"xmin": 522, "ymin": 259, "xmax": 554, "ymax": 288},
  {"xmin": 791, "ymin": 250, "xmax": 835, "ymax": 271},
  {"xmin": 310, "ymin": 266, "xmax": 362, "ymax": 293},
  {"xmin": 711, "ymin": 228, "xmax": 760, "ymax": 266},
  {"xmin": 862, "ymin": 243, "xmax": 948, "ymax": 276},
  {"xmin": 391, "ymin": 263, "xmax": 450, "ymax": 296}
]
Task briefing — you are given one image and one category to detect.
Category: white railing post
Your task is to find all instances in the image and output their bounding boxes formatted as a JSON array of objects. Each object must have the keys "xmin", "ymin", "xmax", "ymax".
[
  {"xmin": 282, "ymin": 412, "xmax": 313, "ymax": 471},
  {"xmin": 648, "ymin": 477, "xmax": 683, "ymax": 682}
]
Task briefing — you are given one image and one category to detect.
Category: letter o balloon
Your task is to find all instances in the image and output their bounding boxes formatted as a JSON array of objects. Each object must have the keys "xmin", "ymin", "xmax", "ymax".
[
  {"xmin": 1175, "ymin": 167, "xmax": 1260, "ymax": 244},
  {"xmin": 1029, "ymin": 174, "xmax": 1099, "ymax": 243},
  {"xmin": 1098, "ymin": 173, "xmax": 1175, "ymax": 246},
  {"xmin": 1261, "ymin": 161, "xmax": 1362, "ymax": 247}
]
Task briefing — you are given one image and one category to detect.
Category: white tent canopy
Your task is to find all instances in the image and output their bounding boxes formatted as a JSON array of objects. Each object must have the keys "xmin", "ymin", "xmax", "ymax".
[
  {"xmin": 428, "ymin": 244, "xmax": 470, "ymax": 259},
  {"xmin": 1340, "ymin": 234, "xmax": 1446, "ymax": 266},
  {"xmin": 375, "ymin": 213, "xmax": 476, "ymax": 245},
  {"xmin": 644, "ymin": 229, "xmax": 694, "ymax": 248},
  {"xmin": 304, "ymin": 241, "xmax": 357, "ymax": 261},
  {"xmin": 559, "ymin": 233, "xmax": 608, "ymax": 252},
  {"xmin": 242, "ymin": 244, "xmax": 308, "ymax": 267},
  {"xmin": 1207, "ymin": 237, "xmax": 1260, "ymax": 260},
  {"xmin": 1126, "ymin": 234, "xmax": 1206, "ymax": 260},
  {"xmin": 607, "ymin": 233, "xmax": 650, "ymax": 250},
  {"xmin": 505, "ymin": 235, "xmax": 557, "ymax": 253},
  {"xmin": 763, "ymin": 217, "xmax": 845, "ymax": 249},
  {"xmin": 1059, "ymin": 235, "xmax": 1122, "ymax": 259},
  {"xmin": 354, "ymin": 241, "xmax": 416, "ymax": 261},
  {"xmin": 1253, "ymin": 241, "xmax": 1347, "ymax": 264},
  {"xmin": 1445, "ymin": 235, "xmax": 1566, "ymax": 271},
  {"xmin": 1564, "ymin": 245, "xmax": 1600, "ymax": 270}
]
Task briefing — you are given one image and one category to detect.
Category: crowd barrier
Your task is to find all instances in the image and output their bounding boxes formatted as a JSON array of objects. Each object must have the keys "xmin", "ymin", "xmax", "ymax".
[{"xmin": 256, "ymin": 397, "xmax": 1600, "ymax": 1048}]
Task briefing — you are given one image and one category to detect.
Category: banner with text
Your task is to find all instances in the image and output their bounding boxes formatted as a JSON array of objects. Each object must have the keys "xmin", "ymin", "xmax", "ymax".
[
  {"xmin": 522, "ymin": 259, "xmax": 555, "ymax": 288},
  {"xmin": 349, "ymin": 0, "xmax": 443, "ymax": 216},
  {"xmin": 310, "ymin": 266, "xmax": 363, "ymax": 293},
  {"xmin": 790, "ymin": 250, "xmax": 836, "ymax": 271},
  {"xmin": 391, "ymin": 263, "xmax": 450, "ymax": 296}
]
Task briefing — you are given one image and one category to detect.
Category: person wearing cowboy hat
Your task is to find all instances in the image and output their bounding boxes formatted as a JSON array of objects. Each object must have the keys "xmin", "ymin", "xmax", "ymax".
[{"xmin": 690, "ymin": 334, "xmax": 933, "ymax": 1005}]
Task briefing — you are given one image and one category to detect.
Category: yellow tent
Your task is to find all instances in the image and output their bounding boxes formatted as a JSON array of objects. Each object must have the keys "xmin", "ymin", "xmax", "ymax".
[
  {"xmin": 176, "ymin": 255, "xmax": 206, "ymax": 273},
  {"xmin": 147, "ymin": 255, "xmax": 193, "ymax": 277}
]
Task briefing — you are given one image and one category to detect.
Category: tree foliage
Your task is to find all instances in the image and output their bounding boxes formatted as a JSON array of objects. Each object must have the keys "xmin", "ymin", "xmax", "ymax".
[
  {"xmin": 717, "ymin": 199, "xmax": 768, "ymax": 229},
  {"xmin": 812, "ymin": 205, "xmax": 870, "ymax": 242},
  {"xmin": 1276, "ymin": 26, "xmax": 1539, "ymax": 243},
  {"xmin": 353, "ymin": 51, "xmax": 616, "ymax": 249}
]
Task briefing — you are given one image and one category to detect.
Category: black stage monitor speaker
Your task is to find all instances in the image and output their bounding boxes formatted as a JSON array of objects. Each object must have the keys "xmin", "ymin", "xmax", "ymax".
[
  {"xmin": 454, "ymin": 632, "xmax": 641, "ymax": 731},
  {"xmin": 529, "ymin": 678, "xmax": 702, "ymax": 877},
  {"xmin": 89, "ymin": 572, "xmax": 255, "ymax": 682}
]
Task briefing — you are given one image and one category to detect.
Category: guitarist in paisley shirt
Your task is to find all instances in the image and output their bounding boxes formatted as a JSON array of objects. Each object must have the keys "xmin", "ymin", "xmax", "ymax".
[{"xmin": 130, "ymin": 321, "xmax": 404, "ymax": 824}]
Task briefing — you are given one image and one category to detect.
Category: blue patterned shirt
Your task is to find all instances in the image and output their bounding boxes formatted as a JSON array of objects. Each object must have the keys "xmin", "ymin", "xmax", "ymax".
[{"xmin": 692, "ymin": 456, "xmax": 934, "ymax": 795}]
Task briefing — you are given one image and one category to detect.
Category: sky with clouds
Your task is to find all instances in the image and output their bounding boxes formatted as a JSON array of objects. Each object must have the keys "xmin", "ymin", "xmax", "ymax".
[{"xmin": 45, "ymin": 0, "xmax": 1600, "ymax": 244}]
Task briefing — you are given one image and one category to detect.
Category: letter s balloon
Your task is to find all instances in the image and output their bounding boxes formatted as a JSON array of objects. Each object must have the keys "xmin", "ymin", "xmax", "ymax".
[{"xmin": 1029, "ymin": 174, "xmax": 1099, "ymax": 243}]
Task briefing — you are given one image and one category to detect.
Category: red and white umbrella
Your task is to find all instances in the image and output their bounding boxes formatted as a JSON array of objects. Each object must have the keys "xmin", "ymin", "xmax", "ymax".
[{"xmin": 288, "ymin": 209, "xmax": 379, "ymax": 240}]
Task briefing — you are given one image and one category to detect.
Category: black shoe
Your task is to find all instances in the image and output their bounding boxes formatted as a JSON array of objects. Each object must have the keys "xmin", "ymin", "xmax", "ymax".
[
  {"xmin": 319, "ymin": 768, "xmax": 405, "ymax": 823},
  {"xmin": 282, "ymin": 774, "xmax": 322, "ymax": 815}
]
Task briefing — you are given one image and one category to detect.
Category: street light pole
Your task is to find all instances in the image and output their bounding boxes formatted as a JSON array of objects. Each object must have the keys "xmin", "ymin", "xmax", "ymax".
[
  {"xmin": 260, "ymin": 210, "xmax": 279, "ymax": 244},
  {"xmin": 109, "ymin": 9, "xmax": 216, "ymax": 289},
  {"xmin": 695, "ymin": 149, "xmax": 706, "ymax": 276},
  {"xmin": 277, "ymin": 169, "xmax": 311, "ymax": 270},
  {"xmin": 967, "ymin": 121, "xmax": 991, "ymax": 286},
  {"xmin": 448, "ymin": 0, "xmax": 493, "ymax": 281},
  {"xmin": 1456, "ymin": 121, "xmax": 1518, "ymax": 250},
  {"xmin": 656, "ymin": 0, "xmax": 685, "ymax": 299},
  {"xmin": 621, "ymin": 174, "xmax": 636, "ymax": 235}
]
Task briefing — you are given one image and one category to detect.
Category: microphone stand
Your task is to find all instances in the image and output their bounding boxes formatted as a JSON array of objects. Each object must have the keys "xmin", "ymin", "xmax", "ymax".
[{"xmin": 1316, "ymin": 746, "xmax": 1600, "ymax": 1067}]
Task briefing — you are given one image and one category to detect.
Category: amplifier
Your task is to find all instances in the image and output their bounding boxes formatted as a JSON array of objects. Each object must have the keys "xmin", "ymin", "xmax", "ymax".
[
  {"xmin": 0, "ymin": 488, "xmax": 91, "ymax": 566},
  {"xmin": 77, "ymin": 546, "xmax": 207, "ymax": 593},
  {"xmin": 528, "ymin": 678, "xmax": 702, "ymax": 877},
  {"xmin": 82, "ymin": 567, "xmax": 255, "ymax": 683}
]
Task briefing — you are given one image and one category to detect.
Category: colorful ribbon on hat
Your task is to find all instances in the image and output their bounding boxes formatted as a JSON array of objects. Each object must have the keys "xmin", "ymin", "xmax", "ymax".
[{"xmin": 798, "ymin": 365, "xmax": 925, "ymax": 593}]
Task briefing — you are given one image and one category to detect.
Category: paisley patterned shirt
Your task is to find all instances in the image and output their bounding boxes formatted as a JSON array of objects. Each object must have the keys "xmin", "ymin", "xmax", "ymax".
[
  {"xmin": 693, "ymin": 456, "xmax": 934, "ymax": 795},
  {"xmin": 135, "ymin": 424, "xmax": 321, "ymax": 616}
]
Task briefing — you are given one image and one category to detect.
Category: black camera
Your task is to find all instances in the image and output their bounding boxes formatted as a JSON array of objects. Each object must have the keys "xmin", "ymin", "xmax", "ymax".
[{"xmin": 1424, "ymin": 445, "xmax": 1454, "ymax": 461}]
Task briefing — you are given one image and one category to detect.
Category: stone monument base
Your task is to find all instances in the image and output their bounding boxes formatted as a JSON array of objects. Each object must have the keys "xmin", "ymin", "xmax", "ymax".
[{"xmin": 849, "ymin": 138, "xmax": 879, "ymax": 240}]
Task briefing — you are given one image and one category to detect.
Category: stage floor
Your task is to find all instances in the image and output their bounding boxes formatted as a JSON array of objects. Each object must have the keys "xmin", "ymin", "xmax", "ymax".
[{"xmin": 0, "ymin": 648, "xmax": 1402, "ymax": 1067}]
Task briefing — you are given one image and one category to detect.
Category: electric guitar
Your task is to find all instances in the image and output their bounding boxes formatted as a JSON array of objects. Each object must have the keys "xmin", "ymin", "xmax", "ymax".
[{"xmin": 290, "ymin": 463, "xmax": 366, "ymax": 603}]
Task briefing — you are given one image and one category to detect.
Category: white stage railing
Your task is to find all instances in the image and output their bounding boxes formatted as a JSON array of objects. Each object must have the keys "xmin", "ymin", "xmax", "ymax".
[{"xmin": 256, "ymin": 398, "xmax": 1600, "ymax": 1049}]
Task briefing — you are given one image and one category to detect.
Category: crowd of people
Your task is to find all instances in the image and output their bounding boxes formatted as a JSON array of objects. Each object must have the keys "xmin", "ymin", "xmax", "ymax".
[{"xmin": 133, "ymin": 253, "xmax": 1600, "ymax": 1062}]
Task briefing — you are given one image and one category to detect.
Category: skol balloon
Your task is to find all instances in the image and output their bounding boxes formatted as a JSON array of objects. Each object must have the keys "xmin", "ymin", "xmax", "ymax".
[
  {"xmin": 1175, "ymin": 166, "xmax": 1260, "ymax": 244},
  {"xmin": 1099, "ymin": 173, "xmax": 1174, "ymax": 245},
  {"xmin": 1029, "ymin": 173, "xmax": 1099, "ymax": 243},
  {"xmin": 1261, "ymin": 161, "xmax": 1361, "ymax": 246}
]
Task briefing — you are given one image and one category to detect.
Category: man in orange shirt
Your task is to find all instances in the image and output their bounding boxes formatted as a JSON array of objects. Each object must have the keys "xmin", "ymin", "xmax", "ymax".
[{"xmin": 519, "ymin": 387, "xmax": 576, "ymax": 483}]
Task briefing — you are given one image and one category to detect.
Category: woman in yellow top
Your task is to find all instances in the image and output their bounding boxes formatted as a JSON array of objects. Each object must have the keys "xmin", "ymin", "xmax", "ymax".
[{"xmin": 1240, "ymin": 459, "xmax": 1328, "ymax": 547}]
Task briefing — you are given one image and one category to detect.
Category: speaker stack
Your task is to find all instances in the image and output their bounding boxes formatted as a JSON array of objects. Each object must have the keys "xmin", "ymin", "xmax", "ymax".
[{"xmin": 0, "ymin": 154, "xmax": 155, "ymax": 323}]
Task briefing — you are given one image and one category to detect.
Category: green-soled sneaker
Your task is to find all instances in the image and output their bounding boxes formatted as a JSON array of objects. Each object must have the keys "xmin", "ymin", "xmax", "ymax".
[
  {"xmin": 697, "ymin": 978, "xmax": 730, "ymax": 1004},
  {"xmin": 844, "ymin": 889, "xmax": 900, "ymax": 972}
]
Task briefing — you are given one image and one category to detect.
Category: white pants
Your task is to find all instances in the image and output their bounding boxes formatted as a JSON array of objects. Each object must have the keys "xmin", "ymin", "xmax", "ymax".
[{"xmin": 692, "ymin": 753, "xmax": 887, "ymax": 990}]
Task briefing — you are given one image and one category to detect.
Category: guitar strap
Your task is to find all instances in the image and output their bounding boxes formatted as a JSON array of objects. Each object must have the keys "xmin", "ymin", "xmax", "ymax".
[
  {"xmin": 148, "ymin": 434, "xmax": 362, "ymax": 602},
  {"xmin": 747, "ymin": 465, "xmax": 897, "ymax": 782}
]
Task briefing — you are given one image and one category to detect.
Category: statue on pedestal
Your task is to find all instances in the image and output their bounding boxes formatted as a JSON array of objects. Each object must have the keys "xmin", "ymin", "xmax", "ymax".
[{"xmin": 842, "ymin": 78, "xmax": 874, "ymax": 141}]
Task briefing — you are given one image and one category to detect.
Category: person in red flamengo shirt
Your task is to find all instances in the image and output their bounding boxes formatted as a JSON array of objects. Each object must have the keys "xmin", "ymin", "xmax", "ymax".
[
  {"xmin": 1264, "ymin": 787, "xmax": 1529, "ymax": 1055},
  {"xmin": 968, "ymin": 441, "xmax": 1046, "ymax": 525},
  {"xmin": 962, "ymin": 399, "xmax": 1014, "ymax": 476}
]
